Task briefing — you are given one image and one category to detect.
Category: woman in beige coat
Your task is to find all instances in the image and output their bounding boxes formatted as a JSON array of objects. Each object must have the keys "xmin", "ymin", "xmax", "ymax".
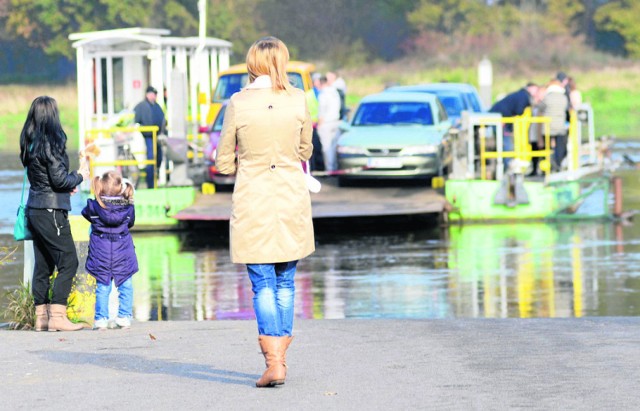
[{"xmin": 216, "ymin": 37, "xmax": 314, "ymax": 388}]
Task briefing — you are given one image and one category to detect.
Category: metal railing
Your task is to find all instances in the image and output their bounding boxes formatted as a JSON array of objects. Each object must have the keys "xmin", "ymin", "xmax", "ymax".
[
  {"xmin": 84, "ymin": 125, "xmax": 159, "ymax": 188},
  {"xmin": 477, "ymin": 109, "xmax": 553, "ymax": 180},
  {"xmin": 467, "ymin": 108, "xmax": 584, "ymax": 181}
]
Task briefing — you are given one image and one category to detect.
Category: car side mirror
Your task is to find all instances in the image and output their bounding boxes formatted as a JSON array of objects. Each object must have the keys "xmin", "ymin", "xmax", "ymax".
[{"xmin": 339, "ymin": 121, "xmax": 351, "ymax": 132}]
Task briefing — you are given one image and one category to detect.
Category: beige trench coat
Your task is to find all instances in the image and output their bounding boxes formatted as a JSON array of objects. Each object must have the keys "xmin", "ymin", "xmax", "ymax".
[{"xmin": 216, "ymin": 87, "xmax": 315, "ymax": 264}]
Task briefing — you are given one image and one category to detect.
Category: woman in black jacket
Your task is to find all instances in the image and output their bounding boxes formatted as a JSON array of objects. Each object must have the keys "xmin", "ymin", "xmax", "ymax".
[{"xmin": 19, "ymin": 96, "xmax": 90, "ymax": 331}]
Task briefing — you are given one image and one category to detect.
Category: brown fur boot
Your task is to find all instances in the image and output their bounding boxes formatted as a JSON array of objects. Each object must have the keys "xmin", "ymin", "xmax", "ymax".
[
  {"xmin": 34, "ymin": 304, "xmax": 49, "ymax": 332},
  {"xmin": 256, "ymin": 336, "xmax": 286, "ymax": 387},
  {"xmin": 48, "ymin": 304, "xmax": 83, "ymax": 332}
]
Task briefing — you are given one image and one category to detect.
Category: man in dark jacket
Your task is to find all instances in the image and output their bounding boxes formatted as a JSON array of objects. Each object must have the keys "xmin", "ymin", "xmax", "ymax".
[
  {"xmin": 489, "ymin": 83, "xmax": 539, "ymax": 169},
  {"xmin": 134, "ymin": 86, "xmax": 165, "ymax": 189}
]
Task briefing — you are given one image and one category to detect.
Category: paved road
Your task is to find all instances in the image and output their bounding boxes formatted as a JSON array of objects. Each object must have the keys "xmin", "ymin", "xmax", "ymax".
[{"xmin": 1, "ymin": 319, "xmax": 639, "ymax": 410}]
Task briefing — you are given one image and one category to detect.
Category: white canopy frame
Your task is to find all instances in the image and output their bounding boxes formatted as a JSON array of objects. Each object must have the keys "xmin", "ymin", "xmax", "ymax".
[{"xmin": 69, "ymin": 27, "xmax": 232, "ymax": 145}]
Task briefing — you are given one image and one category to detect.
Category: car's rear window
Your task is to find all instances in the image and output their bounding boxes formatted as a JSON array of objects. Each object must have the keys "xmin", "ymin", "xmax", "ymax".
[
  {"xmin": 353, "ymin": 102, "xmax": 433, "ymax": 126},
  {"xmin": 429, "ymin": 92, "xmax": 466, "ymax": 117},
  {"xmin": 213, "ymin": 72, "xmax": 304, "ymax": 102},
  {"xmin": 465, "ymin": 92, "xmax": 483, "ymax": 111}
]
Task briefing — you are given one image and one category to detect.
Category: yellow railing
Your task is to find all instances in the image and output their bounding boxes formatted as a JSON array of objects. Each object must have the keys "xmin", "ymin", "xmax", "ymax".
[
  {"xmin": 476, "ymin": 109, "xmax": 557, "ymax": 180},
  {"xmin": 84, "ymin": 126, "xmax": 159, "ymax": 188},
  {"xmin": 475, "ymin": 108, "xmax": 582, "ymax": 180}
]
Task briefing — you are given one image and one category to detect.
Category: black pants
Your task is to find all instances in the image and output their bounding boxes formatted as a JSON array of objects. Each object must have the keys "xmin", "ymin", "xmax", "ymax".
[
  {"xmin": 27, "ymin": 208, "xmax": 79, "ymax": 305},
  {"xmin": 310, "ymin": 128, "xmax": 325, "ymax": 171},
  {"xmin": 530, "ymin": 141, "xmax": 543, "ymax": 175},
  {"xmin": 552, "ymin": 133, "xmax": 568, "ymax": 170}
]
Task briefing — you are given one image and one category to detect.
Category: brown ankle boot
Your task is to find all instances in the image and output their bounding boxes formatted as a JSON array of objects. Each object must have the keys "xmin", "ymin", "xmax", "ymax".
[
  {"xmin": 256, "ymin": 336, "xmax": 286, "ymax": 387},
  {"xmin": 34, "ymin": 304, "xmax": 49, "ymax": 331},
  {"xmin": 48, "ymin": 304, "xmax": 83, "ymax": 332}
]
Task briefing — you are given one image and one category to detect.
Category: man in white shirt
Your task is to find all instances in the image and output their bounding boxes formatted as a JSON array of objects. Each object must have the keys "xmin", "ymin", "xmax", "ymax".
[{"xmin": 317, "ymin": 76, "xmax": 341, "ymax": 171}]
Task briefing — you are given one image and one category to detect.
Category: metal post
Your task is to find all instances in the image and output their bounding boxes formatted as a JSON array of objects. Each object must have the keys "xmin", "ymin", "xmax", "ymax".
[
  {"xmin": 95, "ymin": 57, "xmax": 104, "ymax": 128},
  {"xmin": 76, "ymin": 46, "xmax": 86, "ymax": 152},
  {"xmin": 23, "ymin": 241, "xmax": 34, "ymax": 287},
  {"xmin": 478, "ymin": 57, "xmax": 492, "ymax": 110},
  {"xmin": 496, "ymin": 121, "xmax": 504, "ymax": 181},
  {"xmin": 467, "ymin": 118, "xmax": 475, "ymax": 177},
  {"xmin": 613, "ymin": 176, "xmax": 623, "ymax": 217}
]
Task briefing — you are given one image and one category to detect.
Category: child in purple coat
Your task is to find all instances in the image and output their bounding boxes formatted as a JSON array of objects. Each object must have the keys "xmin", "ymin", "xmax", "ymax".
[{"xmin": 82, "ymin": 170, "xmax": 138, "ymax": 330}]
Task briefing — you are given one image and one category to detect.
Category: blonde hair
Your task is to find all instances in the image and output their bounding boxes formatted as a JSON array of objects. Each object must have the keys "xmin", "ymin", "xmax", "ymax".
[
  {"xmin": 91, "ymin": 170, "xmax": 134, "ymax": 208},
  {"xmin": 246, "ymin": 36, "xmax": 292, "ymax": 92}
]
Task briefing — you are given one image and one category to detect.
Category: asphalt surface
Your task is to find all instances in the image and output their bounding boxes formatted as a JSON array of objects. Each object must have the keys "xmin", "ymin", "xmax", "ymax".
[{"xmin": 1, "ymin": 318, "xmax": 639, "ymax": 410}]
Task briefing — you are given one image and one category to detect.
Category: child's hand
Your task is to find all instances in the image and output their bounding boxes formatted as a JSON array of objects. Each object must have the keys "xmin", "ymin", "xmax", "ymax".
[{"xmin": 79, "ymin": 157, "xmax": 90, "ymax": 181}]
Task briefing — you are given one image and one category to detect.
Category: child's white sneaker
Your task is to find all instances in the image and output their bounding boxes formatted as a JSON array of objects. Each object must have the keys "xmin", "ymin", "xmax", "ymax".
[
  {"xmin": 115, "ymin": 317, "xmax": 131, "ymax": 329},
  {"xmin": 94, "ymin": 318, "xmax": 109, "ymax": 330}
]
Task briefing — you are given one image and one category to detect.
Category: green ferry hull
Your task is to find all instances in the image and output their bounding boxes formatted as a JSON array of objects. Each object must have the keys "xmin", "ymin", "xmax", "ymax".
[
  {"xmin": 445, "ymin": 178, "xmax": 610, "ymax": 222},
  {"xmin": 132, "ymin": 186, "xmax": 197, "ymax": 230}
]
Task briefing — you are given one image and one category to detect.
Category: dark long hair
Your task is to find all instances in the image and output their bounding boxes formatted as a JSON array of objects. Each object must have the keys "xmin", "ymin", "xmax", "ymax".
[{"xmin": 19, "ymin": 96, "xmax": 67, "ymax": 166}]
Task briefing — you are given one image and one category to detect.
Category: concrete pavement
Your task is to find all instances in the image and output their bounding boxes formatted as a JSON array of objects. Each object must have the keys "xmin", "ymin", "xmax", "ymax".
[{"xmin": 1, "ymin": 318, "xmax": 639, "ymax": 410}]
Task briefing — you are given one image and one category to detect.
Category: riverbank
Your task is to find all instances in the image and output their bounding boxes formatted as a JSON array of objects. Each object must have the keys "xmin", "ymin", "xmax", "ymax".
[{"xmin": 1, "ymin": 318, "xmax": 639, "ymax": 410}]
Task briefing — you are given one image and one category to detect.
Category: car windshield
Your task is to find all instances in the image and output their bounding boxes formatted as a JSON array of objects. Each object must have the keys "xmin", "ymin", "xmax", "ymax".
[
  {"xmin": 213, "ymin": 72, "xmax": 304, "ymax": 102},
  {"xmin": 352, "ymin": 102, "xmax": 434, "ymax": 126},
  {"xmin": 212, "ymin": 105, "xmax": 227, "ymax": 132},
  {"xmin": 429, "ymin": 92, "xmax": 466, "ymax": 117}
]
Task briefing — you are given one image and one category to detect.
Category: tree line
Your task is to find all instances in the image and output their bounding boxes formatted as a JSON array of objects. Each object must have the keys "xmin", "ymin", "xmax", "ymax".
[{"xmin": 0, "ymin": 0, "xmax": 638, "ymax": 69}]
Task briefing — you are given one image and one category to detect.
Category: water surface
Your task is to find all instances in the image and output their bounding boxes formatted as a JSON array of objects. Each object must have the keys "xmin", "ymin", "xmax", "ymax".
[{"xmin": 2, "ymin": 152, "xmax": 640, "ymax": 320}]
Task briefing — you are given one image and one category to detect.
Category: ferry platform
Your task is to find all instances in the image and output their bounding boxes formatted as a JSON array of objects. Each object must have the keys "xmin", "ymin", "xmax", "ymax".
[{"xmin": 174, "ymin": 178, "xmax": 447, "ymax": 222}]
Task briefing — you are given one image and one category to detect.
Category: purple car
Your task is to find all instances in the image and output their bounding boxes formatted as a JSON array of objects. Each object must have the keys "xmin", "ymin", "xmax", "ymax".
[{"xmin": 203, "ymin": 103, "xmax": 236, "ymax": 185}]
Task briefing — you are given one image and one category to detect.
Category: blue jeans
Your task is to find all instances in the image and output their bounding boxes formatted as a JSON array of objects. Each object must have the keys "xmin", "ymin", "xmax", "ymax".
[
  {"xmin": 247, "ymin": 261, "xmax": 297, "ymax": 336},
  {"xmin": 95, "ymin": 278, "xmax": 134, "ymax": 320}
]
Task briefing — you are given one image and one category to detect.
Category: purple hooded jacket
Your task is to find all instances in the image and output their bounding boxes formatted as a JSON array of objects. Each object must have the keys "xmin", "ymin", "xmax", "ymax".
[{"xmin": 81, "ymin": 197, "xmax": 138, "ymax": 286}]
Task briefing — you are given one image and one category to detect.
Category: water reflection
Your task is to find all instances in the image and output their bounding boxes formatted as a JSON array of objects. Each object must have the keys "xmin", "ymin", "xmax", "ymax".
[
  {"xmin": 449, "ymin": 223, "xmax": 605, "ymax": 318},
  {"xmin": 2, "ymin": 219, "xmax": 640, "ymax": 320},
  {"xmin": 101, "ymin": 220, "xmax": 638, "ymax": 320}
]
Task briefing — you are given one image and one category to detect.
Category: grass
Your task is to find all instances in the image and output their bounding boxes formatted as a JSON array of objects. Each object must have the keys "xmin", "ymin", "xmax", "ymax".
[
  {"xmin": 2, "ymin": 282, "xmax": 35, "ymax": 330},
  {"xmin": 343, "ymin": 64, "xmax": 640, "ymax": 139},
  {"xmin": 0, "ymin": 246, "xmax": 35, "ymax": 330},
  {"xmin": 0, "ymin": 64, "xmax": 639, "ymax": 153},
  {"xmin": 0, "ymin": 84, "xmax": 78, "ymax": 153}
]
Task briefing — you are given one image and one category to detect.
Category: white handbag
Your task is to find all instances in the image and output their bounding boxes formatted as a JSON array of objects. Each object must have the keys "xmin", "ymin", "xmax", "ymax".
[{"xmin": 304, "ymin": 161, "xmax": 321, "ymax": 193}]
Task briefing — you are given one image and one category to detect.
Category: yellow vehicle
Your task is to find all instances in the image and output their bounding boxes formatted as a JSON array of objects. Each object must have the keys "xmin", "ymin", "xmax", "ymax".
[{"xmin": 206, "ymin": 60, "xmax": 317, "ymax": 124}]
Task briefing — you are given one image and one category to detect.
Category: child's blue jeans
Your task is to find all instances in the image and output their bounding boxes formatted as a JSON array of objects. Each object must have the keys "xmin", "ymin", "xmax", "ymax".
[
  {"xmin": 95, "ymin": 278, "xmax": 133, "ymax": 320},
  {"xmin": 246, "ymin": 261, "xmax": 297, "ymax": 336}
]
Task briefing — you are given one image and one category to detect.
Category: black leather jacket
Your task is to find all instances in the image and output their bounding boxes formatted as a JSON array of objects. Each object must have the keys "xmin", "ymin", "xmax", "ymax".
[{"xmin": 26, "ymin": 142, "xmax": 83, "ymax": 211}]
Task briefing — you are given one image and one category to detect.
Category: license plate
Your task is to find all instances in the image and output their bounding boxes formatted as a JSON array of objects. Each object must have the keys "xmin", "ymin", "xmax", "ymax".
[{"xmin": 367, "ymin": 157, "xmax": 403, "ymax": 169}]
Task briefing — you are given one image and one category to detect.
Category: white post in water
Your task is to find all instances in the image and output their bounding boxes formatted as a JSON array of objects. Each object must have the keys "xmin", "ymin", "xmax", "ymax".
[
  {"xmin": 23, "ymin": 241, "xmax": 34, "ymax": 287},
  {"xmin": 478, "ymin": 56, "xmax": 493, "ymax": 109}
]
